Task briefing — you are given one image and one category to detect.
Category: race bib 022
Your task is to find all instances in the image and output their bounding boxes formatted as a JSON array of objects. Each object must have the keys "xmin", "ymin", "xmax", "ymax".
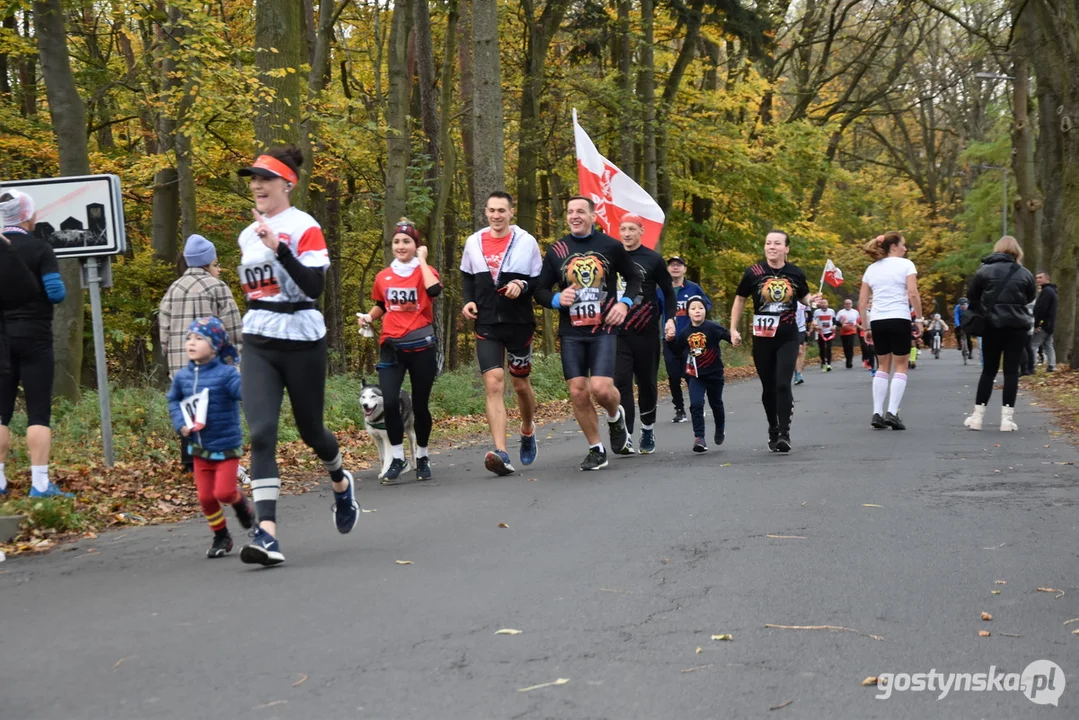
[
  {"xmin": 752, "ymin": 314, "xmax": 779, "ymax": 338},
  {"xmin": 238, "ymin": 261, "xmax": 281, "ymax": 300}
]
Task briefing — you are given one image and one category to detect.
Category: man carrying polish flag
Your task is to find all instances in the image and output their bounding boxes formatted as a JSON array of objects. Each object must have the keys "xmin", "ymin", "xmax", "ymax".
[
  {"xmin": 573, "ymin": 109, "xmax": 665, "ymax": 249},
  {"xmin": 821, "ymin": 259, "xmax": 844, "ymax": 289}
]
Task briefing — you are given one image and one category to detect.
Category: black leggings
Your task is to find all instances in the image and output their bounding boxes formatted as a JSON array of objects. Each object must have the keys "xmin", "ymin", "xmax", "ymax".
[
  {"xmin": 840, "ymin": 334, "xmax": 855, "ymax": 366},
  {"xmin": 0, "ymin": 335, "xmax": 54, "ymax": 427},
  {"xmin": 242, "ymin": 336, "xmax": 341, "ymax": 521},
  {"xmin": 976, "ymin": 327, "xmax": 1027, "ymax": 407},
  {"xmin": 817, "ymin": 335, "xmax": 833, "ymax": 365},
  {"xmin": 615, "ymin": 334, "xmax": 660, "ymax": 433},
  {"xmin": 752, "ymin": 335, "xmax": 800, "ymax": 434},
  {"xmin": 378, "ymin": 343, "xmax": 436, "ymax": 446}
]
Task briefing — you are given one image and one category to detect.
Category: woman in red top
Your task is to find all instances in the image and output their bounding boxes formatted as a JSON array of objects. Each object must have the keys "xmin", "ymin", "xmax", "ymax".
[{"xmin": 358, "ymin": 219, "xmax": 442, "ymax": 483}]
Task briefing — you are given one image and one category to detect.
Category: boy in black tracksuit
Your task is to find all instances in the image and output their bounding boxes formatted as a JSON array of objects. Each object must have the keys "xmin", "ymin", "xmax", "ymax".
[{"xmin": 666, "ymin": 296, "xmax": 731, "ymax": 452}]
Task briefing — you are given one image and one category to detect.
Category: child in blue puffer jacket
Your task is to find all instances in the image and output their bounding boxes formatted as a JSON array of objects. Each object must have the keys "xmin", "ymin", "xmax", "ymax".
[{"xmin": 167, "ymin": 317, "xmax": 253, "ymax": 558}]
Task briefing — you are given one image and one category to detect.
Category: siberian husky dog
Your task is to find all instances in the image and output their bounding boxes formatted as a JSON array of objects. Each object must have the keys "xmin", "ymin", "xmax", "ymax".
[{"xmin": 359, "ymin": 378, "xmax": 417, "ymax": 482}]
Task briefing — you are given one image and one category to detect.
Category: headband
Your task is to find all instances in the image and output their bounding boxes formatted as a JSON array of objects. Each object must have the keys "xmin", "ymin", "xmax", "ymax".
[
  {"xmin": 620, "ymin": 213, "xmax": 645, "ymax": 229},
  {"xmin": 394, "ymin": 221, "xmax": 422, "ymax": 243},
  {"xmin": 246, "ymin": 155, "xmax": 298, "ymax": 185}
]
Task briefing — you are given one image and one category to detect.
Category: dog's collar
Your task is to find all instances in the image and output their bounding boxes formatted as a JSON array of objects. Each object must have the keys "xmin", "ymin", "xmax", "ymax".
[{"xmin": 366, "ymin": 419, "xmax": 387, "ymax": 430}]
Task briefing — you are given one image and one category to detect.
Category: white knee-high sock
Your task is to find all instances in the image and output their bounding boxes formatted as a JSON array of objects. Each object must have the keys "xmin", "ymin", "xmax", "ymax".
[
  {"xmin": 31, "ymin": 465, "xmax": 49, "ymax": 493},
  {"xmin": 872, "ymin": 371, "xmax": 889, "ymax": 415},
  {"xmin": 888, "ymin": 373, "xmax": 908, "ymax": 414}
]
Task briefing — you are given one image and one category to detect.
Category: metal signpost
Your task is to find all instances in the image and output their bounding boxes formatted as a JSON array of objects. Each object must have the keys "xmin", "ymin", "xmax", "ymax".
[{"xmin": 0, "ymin": 174, "xmax": 126, "ymax": 467}]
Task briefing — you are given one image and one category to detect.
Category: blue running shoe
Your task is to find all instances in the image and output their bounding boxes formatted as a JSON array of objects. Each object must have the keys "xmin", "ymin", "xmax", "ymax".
[
  {"xmin": 240, "ymin": 527, "xmax": 285, "ymax": 566},
  {"xmin": 0, "ymin": 486, "xmax": 7, "ymax": 496},
  {"xmin": 332, "ymin": 470, "xmax": 359, "ymax": 534},
  {"xmin": 29, "ymin": 483, "xmax": 73, "ymax": 498},
  {"xmin": 484, "ymin": 449, "xmax": 516, "ymax": 477},
  {"xmin": 639, "ymin": 428, "xmax": 656, "ymax": 454},
  {"xmin": 519, "ymin": 433, "xmax": 537, "ymax": 466}
]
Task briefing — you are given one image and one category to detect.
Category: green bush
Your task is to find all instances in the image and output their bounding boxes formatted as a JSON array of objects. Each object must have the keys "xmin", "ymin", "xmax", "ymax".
[{"xmin": 0, "ymin": 497, "xmax": 86, "ymax": 533}]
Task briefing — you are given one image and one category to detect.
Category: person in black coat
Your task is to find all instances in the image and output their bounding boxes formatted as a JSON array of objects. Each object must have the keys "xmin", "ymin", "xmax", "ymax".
[
  {"xmin": 1032, "ymin": 271, "xmax": 1058, "ymax": 371},
  {"xmin": 962, "ymin": 236, "xmax": 1036, "ymax": 432}
]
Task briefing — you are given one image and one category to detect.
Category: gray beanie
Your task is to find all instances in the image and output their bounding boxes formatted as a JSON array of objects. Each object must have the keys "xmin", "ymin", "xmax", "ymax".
[{"xmin": 183, "ymin": 234, "xmax": 217, "ymax": 268}]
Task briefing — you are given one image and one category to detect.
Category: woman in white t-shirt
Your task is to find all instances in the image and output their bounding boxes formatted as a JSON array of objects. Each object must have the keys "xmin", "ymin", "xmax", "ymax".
[{"xmin": 858, "ymin": 232, "xmax": 924, "ymax": 430}]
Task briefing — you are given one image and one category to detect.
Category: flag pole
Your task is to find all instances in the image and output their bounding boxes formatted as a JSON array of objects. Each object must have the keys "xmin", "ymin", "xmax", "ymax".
[{"xmin": 819, "ymin": 266, "xmax": 827, "ymax": 295}]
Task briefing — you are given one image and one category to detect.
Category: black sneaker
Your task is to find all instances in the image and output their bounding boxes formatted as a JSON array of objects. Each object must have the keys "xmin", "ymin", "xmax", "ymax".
[
  {"xmin": 693, "ymin": 437, "xmax": 708, "ymax": 453},
  {"xmin": 775, "ymin": 434, "xmax": 792, "ymax": 453},
  {"xmin": 884, "ymin": 412, "xmax": 905, "ymax": 430},
  {"xmin": 415, "ymin": 456, "xmax": 432, "ymax": 481},
  {"xmin": 871, "ymin": 413, "xmax": 888, "ymax": 429},
  {"xmin": 380, "ymin": 457, "xmax": 410, "ymax": 485},
  {"xmin": 768, "ymin": 432, "xmax": 779, "ymax": 452},
  {"xmin": 581, "ymin": 447, "xmax": 608, "ymax": 471},
  {"xmin": 207, "ymin": 532, "xmax": 233, "ymax": 559},
  {"xmin": 714, "ymin": 429, "xmax": 725, "ymax": 446},
  {"xmin": 608, "ymin": 405, "xmax": 629, "ymax": 454},
  {"xmin": 639, "ymin": 428, "xmax": 656, "ymax": 454},
  {"xmin": 233, "ymin": 494, "xmax": 255, "ymax": 530},
  {"xmin": 332, "ymin": 470, "xmax": 359, "ymax": 534},
  {"xmin": 672, "ymin": 409, "xmax": 688, "ymax": 423}
]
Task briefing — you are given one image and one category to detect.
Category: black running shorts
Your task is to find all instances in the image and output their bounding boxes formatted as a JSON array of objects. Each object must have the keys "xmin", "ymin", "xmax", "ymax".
[{"xmin": 476, "ymin": 324, "xmax": 534, "ymax": 378}]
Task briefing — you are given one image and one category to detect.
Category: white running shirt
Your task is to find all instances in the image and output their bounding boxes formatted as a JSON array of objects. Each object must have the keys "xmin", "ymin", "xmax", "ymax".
[
  {"xmin": 796, "ymin": 302, "xmax": 807, "ymax": 332},
  {"xmin": 862, "ymin": 257, "xmax": 917, "ymax": 321},
  {"xmin": 238, "ymin": 206, "xmax": 330, "ymax": 341}
]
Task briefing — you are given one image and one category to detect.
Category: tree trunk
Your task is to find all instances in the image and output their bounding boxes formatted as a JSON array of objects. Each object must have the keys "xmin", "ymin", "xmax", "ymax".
[
  {"xmin": 470, "ymin": 0, "xmax": 504, "ymax": 227},
  {"xmin": 457, "ymin": 4, "xmax": 475, "ymax": 221},
  {"xmin": 617, "ymin": 0, "xmax": 634, "ymax": 172},
  {"xmin": 19, "ymin": 14, "xmax": 36, "ymax": 117},
  {"xmin": 640, "ymin": 0, "xmax": 657, "ymax": 197},
  {"xmin": 0, "ymin": 13, "xmax": 13, "ymax": 98},
  {"xmin": 1012, "ymin": 4, "xmax": 1041, "ymax": 267},
  {"xmin": 383, "ymin": 0, "xmax": 411, "ymax": 262},
  {"xmin": 515, "ymin": 0, "xmax": 571, "ymax": 235},
  {"xmin": 655, "ymin": 0, "xmax": 706, "ymax": 214},
  {"xmin": 254, "ymin": 0, "xmax": 303, "ymax": 154},
  {"xmin": 33, "ymin": 0, "xmax": 87, "ymax": 402},
  {"xmin": 429, "ymin": 0, "xmax": 459, "ymax": 372}
]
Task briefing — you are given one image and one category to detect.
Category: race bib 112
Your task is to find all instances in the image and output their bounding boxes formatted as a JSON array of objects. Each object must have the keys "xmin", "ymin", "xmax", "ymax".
[{"xmin": 752, "ymin": 314, "xmax": 778, "ymax": 338}]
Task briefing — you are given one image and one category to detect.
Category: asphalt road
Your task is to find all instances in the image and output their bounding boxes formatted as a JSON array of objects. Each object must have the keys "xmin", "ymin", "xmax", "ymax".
[{"xmin": 2, "ymin": 349, "xmax": 1078, "ymax": 719}]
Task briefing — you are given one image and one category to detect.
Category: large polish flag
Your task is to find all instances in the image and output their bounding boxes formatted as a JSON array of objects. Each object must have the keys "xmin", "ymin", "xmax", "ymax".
[{"xmin": 573, "ymin": 108, "xmax": 665, "ymax": 249}]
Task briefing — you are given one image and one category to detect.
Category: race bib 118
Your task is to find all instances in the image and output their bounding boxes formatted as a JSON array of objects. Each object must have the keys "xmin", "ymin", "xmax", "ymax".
[{"xmin": 570, "ymin": 287, "xmax": 603, "ymax": 327}]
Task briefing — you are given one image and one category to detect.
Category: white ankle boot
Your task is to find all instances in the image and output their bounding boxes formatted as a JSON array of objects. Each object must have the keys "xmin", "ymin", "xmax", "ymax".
[
  {"xmin": 1000, "ymin": 406, "xmax": 1018, "ymax": 432},
  {"xmin": 964, "ymin": 404, "xmax": 987, "ymax": 430}
]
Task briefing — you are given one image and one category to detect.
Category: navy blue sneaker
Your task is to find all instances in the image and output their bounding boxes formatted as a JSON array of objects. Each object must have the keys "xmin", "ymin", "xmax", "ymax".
[
  {"xmin": 415, "ymin": 456, "xmax": 432, "ymax": 481},
  {"xmin": 519, "ymin": 433, "xmax": 537, "ymax": 466},
  {"xmin": 639, "ymin": 428, "xmax": 656, "ymax": 454},
  {"xmin": 380, "ymin": 458, "xmax": 410, "ymax": 485},
  {"xmin": 484, "ymin": 450, "xmax": 516, "ymax": 477},
  {"xmin": 29, "ymin": 483, "xmax": 73, "ymax": 498},
  {"xmin": 332, "ymin": 470, "xmax": 359, "ymax": 534},
  {"xmin": 240, "ymin": 527, "xmax": 285, "ymax": 566}
]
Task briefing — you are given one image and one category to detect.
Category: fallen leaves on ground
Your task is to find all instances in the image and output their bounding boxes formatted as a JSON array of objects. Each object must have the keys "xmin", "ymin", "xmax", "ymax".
[
  {"xmin": 981, "ymin": 612, "xmax": 992, "ymax": 621},
  {"xmin": 517, "ymin": 678, "xmax": 569, "ymax": 693},
  {"xmin": 1025, "ymin": 368, "xmax": 1079, "ymax": 440},
  {"xmin": 394, "ymin": 560, "xmax": 413, "ymax": 565},
  {"xmin": 861, "ymin": 676, "xmax": 880, "ymax": 687},
  {"xmin": 711, "ymin": 634, "xmax": 733, "ymax": 641},
  {"xmin": 494, "ymin": 629, "xmax": 522, "ymax": 635},
  {"xmin": 979, "ymin": 630, "xmax": 991, "ymax": 637},
  {"xmin": 769, "ymin": 700, "xmax": 794, "ymax": 711},
  {"xmin": 497, "ymin": 522, "xmax": 509, "ymax": 528},
  {"xmin": 1037, "ymin": 587, "xmax": 1066, "ymax": 598}
]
